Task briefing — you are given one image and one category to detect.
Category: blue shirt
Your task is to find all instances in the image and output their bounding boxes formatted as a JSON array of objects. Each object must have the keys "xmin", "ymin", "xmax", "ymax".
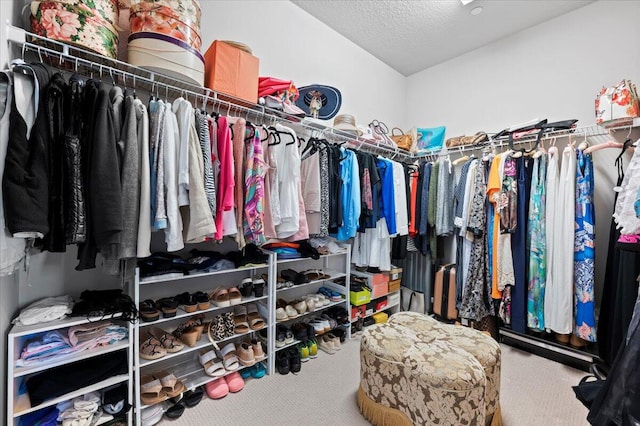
[
  {"xmin": 376, "ymin": 158, "xmax": 397, "ymax": 235},
  {"xmin": 336, "ymin": 149, "xmax": 361, "ymax": 240}
]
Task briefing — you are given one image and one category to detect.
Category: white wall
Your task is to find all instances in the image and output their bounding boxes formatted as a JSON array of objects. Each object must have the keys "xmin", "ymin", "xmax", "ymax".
[
  {"xmin": 406, "ymin": 0, "xmax": 640, "ymax": 308},
  {"xmin": 198, "ymin": 0, "xmax": 408, "ymax": 129}
]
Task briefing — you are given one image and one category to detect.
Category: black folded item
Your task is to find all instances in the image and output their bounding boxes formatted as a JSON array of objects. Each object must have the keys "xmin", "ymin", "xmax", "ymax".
[
  {"xmin": 227, "ymin": 244, "xmax": 268, "ymax": 268},
  {"xmin": 26, "ymin": 351, "xmax": 128, "ymax": 407},
  {"xmin": 137, "ymin": 252, "xmax": 190, "ymax": 277},
  {"xmin": 539, "ymin": 119, "xmax": 578, "ymax": 133},
  {"xmin": 294, "ymin": 240, "xmax": 320, "ymax": 260},
  {"xmin": 72, "ymin": 289, "xmax": 138, "ymax": 322},
  {"xmin": 103, "ymin": 383, "xmax": 131, "ymax": 417}
]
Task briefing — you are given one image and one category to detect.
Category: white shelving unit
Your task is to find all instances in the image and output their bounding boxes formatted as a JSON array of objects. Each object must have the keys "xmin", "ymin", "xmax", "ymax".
[
  {"xmin": 267, "ymin": 246, "xmax": 352, "ymax": 370},
  {"xmin": 6, "ymin": 316, "xmax": 134, "ymax": 425},
  {"xmin": 132, "ymin": 254, "xmax": 276, "ymax": 426}
]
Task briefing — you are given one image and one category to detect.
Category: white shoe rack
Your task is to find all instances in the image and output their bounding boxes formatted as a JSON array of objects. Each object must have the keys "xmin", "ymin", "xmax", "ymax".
[{"xmin": 6, "ymin": 315, "xmax": 135, "ymax": 426}]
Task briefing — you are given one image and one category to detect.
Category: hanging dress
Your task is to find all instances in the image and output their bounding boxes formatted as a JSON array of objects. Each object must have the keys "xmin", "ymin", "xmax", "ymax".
[
  {"xmin": 527, "ymin": 154, "xmax": 547, "ymax": 331},
  {"xmin": 546, "ymin": 145, "xmax": 576, "ymax": 334},
  {"xmin": 574, "ymin": 149, "xmax": 597, "ymax": 341}
]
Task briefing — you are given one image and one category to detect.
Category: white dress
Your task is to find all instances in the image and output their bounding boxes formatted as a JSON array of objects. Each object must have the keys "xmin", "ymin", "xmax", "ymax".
[{"xmin": 545, "ymin": 146, "xmax": 575, "ymax": 334}]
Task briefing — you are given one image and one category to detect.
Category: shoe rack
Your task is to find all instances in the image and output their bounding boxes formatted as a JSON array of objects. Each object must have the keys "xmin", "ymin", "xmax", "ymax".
[
  {"xmin": 6, "ymin": 315, "xmax": 135, "ymax": 426},
  {"xmin": 131, "ymin": 252, "xmax": 276, "ymax": 426},
  {"xmin": 266, "ymin": 245, "xmax": 352, "ymax": 373}
]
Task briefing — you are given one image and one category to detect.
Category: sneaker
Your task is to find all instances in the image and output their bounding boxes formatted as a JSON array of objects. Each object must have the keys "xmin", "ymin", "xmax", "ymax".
[
  {"xmin": 276, "ymin": 325, "xmax": 286, "ymax": 348},
  {"xmin": 309, "ymin": 319, "xmax": 325, "ymax": 336},
  {"xmin": 332, "ymin": 328, "xmax": 346, "ymax": 343},
  {"xmin": 327, "ymin": 333, "xmax": 341, "ymax": 351},
  {"xmin": 288, "ymin": 348, "xmax": 301, "ymax": 373},
  {"xmin": 276, "ymin": 351, "xmax": 290, "ymax": 375},
  {"xmin": 318, "ymin": 335, "xmax": 336, "ymax": 355},
  {"xmin": 307, "ymin": 338, "xmax": 318, "ymax": 359},
  {"xmin": 291, "ymin": 322, "xmax": 308, "ymax": 342},
  {"xmin": 284, "ymin": 326, "xmax": 294, "ymax": 344},
  {"xmin": 298, "ymin": 343, "xmax": 310, "ymax": 362}
]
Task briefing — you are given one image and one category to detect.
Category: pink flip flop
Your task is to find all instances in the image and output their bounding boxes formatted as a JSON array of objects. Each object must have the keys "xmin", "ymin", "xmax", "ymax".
[
  {"xmin": 205, "ymin": 377, "xmax": 229, "ymax": 399},
  {"xmin": 224, "ymin": 372, "xmax": 245, "ymax": 393}
]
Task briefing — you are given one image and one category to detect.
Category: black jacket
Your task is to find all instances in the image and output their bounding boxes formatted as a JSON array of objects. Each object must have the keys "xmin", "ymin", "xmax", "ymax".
[
  {"xmin": 76, "ymin": 80, "xmax": 122, "ymax": 270},
  {"xmin": 2, "ymin": 63, "xmax": 53, "ymax": 237}
]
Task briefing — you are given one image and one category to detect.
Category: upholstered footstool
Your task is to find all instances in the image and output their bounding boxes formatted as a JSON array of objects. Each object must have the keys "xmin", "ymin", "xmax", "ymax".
[
  {"xmin": 388, "ymin": 312, "xmax": 502, "ymax": 426},
  {"xmin": 358, "ymin": 323, "xmax": 486, "ymax": 425}
]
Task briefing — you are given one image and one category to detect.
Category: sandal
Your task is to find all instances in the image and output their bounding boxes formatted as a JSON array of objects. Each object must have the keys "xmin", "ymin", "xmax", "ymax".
[
  {"xmin": 153, "ymin": 370, "xmax": 186, "ymax": 398},
  {"xmin": 252, "ymin": 277, "xmax": 266, "ymax": 297},
  {"xmin": 193, "ymin": 291, "xmax": 210, "ymax": 310},
  {"xmin": 172, "ymin": 315, "xmax": 205, "ymax": 347},
  {"xmin": 246, "ymin": 303, "xmax": 266, "ymax": 330},
  {"xmin": 139, "ymin": 300, "xmax": 160, "ymax": 322},
  {"xmin": 198, "ymin": 349, "xmax": 226, "ymax": 377},
  {"xmin": 302, "ymin": 269, "xmax": 330, "ymax": 281},
  {"xmin": 210, "ymin": 287, "xmax": 230, "ymax": 307},
  {"xmin": 140, "ymin": 374, "xmax": 167, "ymax": 405},
  {"xmin": 223, "ymin": 311, "xmax": 235, "ymax": 337},
  {"xmin": 148, "ymin": 327, "xmax": 184, "ymax": 353},
  {"xmin": 175, "ymin": 292, "xmax": 198, "ymax": 313},
  {"xmin": 183, "ymin": 387, "xmax": 204, "ymax": 408},
  {"xmin": 208, "ymin": 315, "xmax": 226, "ymax": 341},
  {"xmin": 139, "ymin": 333, "xmax": 167, "ymax": 360},
  {"xmin": 219, "ymin": 342, "xmax": 240, "ymax": 371},
  {"xmin": 280, "ymin": 269, "xmax": 308, "ymax": 285},
  {"xmin": 239, "ymin": 278, "xmax": 253, "ymax": 298},
  {"xmin": 156, "ymin": 297, "xmax": 178, "ymax": 318},
  {"xmin": 165, "ymin": 402, "xmax": 185, "ymax": 420},
  {"xmin": 228, "ymin": 287, "xmax": 242, "ymax": 305},
  {"xmin": 233, "ymin": 305, "xmax": 250, "ymax": 334}
]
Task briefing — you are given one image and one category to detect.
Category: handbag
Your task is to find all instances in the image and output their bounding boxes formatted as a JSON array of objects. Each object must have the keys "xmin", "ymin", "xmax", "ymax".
[
  {"xmin": 595, "ymin": 80, "xmax": 640, "ymax": 125},
  {"xmin": 400, "ymin": 286, "xmax": 425, "ymax": 313},
  {"xmin": 413, "ymin": 126, "xmax": 446, "ymax": 153},
  {"xmin": 390, "ymin": 127, "xmax": 414, "ymax": 151}
]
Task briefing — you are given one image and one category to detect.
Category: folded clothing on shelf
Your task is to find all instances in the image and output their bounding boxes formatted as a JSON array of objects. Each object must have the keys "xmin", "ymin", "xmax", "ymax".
[
  {"xmin": 262, "ymin": 239, "xmax": 320, "ymax": 260},
  {"xmin": 26, "ymin": 351, "xmax": 128, "ymax": 407},
  {"xmin": 72, "ymin": 290, "xmax": 137, "ymax": 322},
  {"xmin": 12, "ymin": 295, "xmax": 74, "ymax": 326}
]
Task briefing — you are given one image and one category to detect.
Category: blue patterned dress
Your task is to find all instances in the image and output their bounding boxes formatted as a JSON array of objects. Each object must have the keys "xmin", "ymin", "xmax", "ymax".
[
  {"xmin": 574, "ymin": 150, "xmax": 597, "ymax": 341},
  {"xmin": 527, "ymin": 155, "xmax": 547, "ymax": 331}
]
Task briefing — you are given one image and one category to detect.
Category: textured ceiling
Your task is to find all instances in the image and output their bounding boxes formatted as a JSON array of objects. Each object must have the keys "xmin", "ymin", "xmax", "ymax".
[{"xmin": 291, "ymin": 0, "xmax": 593, "ymax": 76}]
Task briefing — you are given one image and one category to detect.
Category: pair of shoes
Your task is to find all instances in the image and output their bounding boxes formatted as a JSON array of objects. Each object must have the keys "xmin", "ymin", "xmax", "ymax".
[
  {"xmin": 318, "ymin": 287, "xmax": 343, "ymax": 302},
  {"xmin": 239, "ymin": 362, "xmax": 267, "ymax": 379},
  {"xmin": 301, "ymin": 269, "xmax": 331, "ymax": 281},
  {"xmin": 139, "ymin": 300, "xmax": 160, "ymax": 322},
  {"xmin": 172, "ymin": 315, "xmax": 205, "ymax": 347},
  {"xmin": 275, "ymin": 298, "xmax": 299, "ymax": 321},
  {"xmin": 280, "ymin": 269, "xmax": 309, "ymax": 285},
  {"xmin": 155, "ymin": 297, "xmax": 178, "ymax": 318},
  {"xmin": 150, "ymin": 370, "xmax": 186, "ymax": 399},
  {"xmin": 309, "ymin": 318, "xmax": 331, "ymax": 335},
  {"xmin": 276, "ymin": 347, "xmax": 301, "ymax": 375},
  {"xmin": 237, "ymin": 339, "xmax": 266, "ymax": 366},
  {"xmin": 239, "ymin": 276, "xmax": 266, "ymax": 298},
  {"xmin": 209, "ymin": 287, "xmax": 242, "ymax": 307},
  {"xmin": 207, "ymin": 312, "xmax": 235, "ymax": 341},
  {"xmin": 175, "ymin": 292, "xmax": 209, "ymax": 312},
  {"xmin": 205, "ymin": 372, "xmax": 244, "ymax": 399},
  {"xmin": 233, "ymin": 304, "xmax": 266, "ymax": 334},
  {"xmin": 318, "ymin": 333, "xmax": 341, "ymax": 354},
  {"xmin": 276, "ymin": 324, "xmax": 294, "ymax": 347},
  {"xmin": 147, "ymin": 327, "xmax": 184, "ymax": 353}
]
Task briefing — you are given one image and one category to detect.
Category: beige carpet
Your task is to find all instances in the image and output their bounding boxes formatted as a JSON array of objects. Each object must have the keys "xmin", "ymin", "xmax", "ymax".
[{"xmin": 159, "ymin": 339, "xmax": 589, "ymax": 425}]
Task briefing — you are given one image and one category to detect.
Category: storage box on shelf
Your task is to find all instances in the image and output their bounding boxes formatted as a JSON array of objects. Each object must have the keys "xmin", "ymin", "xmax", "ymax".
[
  {"xmin": 7, "ymin": 316, "xmax": 134, "ymax": 426},
  {"xmin": 204, "ymin": 40, "xmax": 259, "ymax": 103},
  {"xmin": 133, "ymin": 255, "xmax": 275, "ymax": 424}
]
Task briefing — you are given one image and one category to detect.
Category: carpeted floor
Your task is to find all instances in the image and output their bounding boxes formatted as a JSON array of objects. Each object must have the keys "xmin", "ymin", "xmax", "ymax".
[{"xmin": 159, "ymin": 339, "xmax": 589, "ymax": 425}]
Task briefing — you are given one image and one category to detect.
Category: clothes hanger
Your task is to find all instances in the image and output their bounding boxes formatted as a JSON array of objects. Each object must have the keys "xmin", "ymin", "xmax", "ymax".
[
  {"xmin": 577, "ymin": 132, "xmax": 589, "ymax": 151},
  {"xmin": 452, "ymin": 155, "xmax": 470, "ymax": 166}
]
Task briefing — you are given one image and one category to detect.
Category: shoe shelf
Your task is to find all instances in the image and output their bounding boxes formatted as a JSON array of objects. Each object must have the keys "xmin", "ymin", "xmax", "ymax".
[
  {"xmin": 139, "ymin": 263, "xmax": 269, "ymax": 285},
  {"xmin": 14, "ymin": 339, "xmax": 131, "ymax": 377},
  {"xmin": 357, "ymin": 302, "xmax": 401, "ymax": 321},
  {"xmin": 275, "ymin": 270, "xmax": 347, "ymax": 293},
  {"xmin": 275, "ymin": 299, "xmax": 346, "ymax": 323},
  {"xmin": 13, "ymin": 373, "xmax": 130, "ymax": 418},
  {"xmin": 138, "ymin": 294, "xmax": 269, "ymax": 328},
  {"xmin": 139, "ymin": 328, "xmax": 259, "ymax": 368}
]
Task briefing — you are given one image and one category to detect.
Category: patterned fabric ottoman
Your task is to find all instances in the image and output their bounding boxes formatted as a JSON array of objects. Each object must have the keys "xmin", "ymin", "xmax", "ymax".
[
  {"xmin": 388, "ymin": 312, "xmax": 502, "ymax": 426},
  {"xmin": 358, "ymin": 323, "xmax": 486, "ymax": 425}
]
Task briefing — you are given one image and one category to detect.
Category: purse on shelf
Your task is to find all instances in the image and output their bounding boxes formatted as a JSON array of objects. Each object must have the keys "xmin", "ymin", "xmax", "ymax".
[
  {"xmin": 368, "ymin": 120, "xmax": 398, "ymax": 148},
  {"xmin": 390, "ymin": 127, "xmax": 414, "ymax": 151},
  {"xmin": 595, "ymin": 80, "xmax": 640, "ymax": 125},
  {"xmin": 413, "ymin": 126, "xmax": 446, "ymax": 153}
]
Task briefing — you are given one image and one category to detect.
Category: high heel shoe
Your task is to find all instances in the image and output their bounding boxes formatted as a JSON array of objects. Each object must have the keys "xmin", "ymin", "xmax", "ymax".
[{"xmin": 172, "ymin": 315, "xmax": 205, "ymax": 347}]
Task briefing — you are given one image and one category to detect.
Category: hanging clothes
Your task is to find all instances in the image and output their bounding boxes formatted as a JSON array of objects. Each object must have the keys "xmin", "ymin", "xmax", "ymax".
[
  {"xmin": 527, "ymin": 154, "xmax": 547, "ymax": 331},
  {"xmin": 546, "ymin": 145, "xmax": 576, "ymax": 335},
  {"xmin": 261, "ymin": 127, "xmax": 279, "ymax": 239},
  {"xmin": 242, "ymin": 128, "xmax": 266, "ymax": 245},
  {"xmin": 229, "ymin": 117, "xmax": 247, "ymax": 248},
  {"xmin": 335, "ymin": 148, "xmax": 360, "ymax": 241},
  {"xmin": 172, "ymin": 97, "xmax": 191, "ymax": 207},
  {"xmin": 274, "ymin": 123, "xmax": 301, "ymax": 239},
  {"xmin": 0, "ymin": 70, "xmax": 25, "ymax": 276},
  {"xmin": 162, "ymin": 102, "xmax": 184, "ymax": 252},
  {"xmin": 214, "ymin": 115, "xmax": 236, "ymax": 240},
  {"xmin": 574, "ymin": 149, "xmax": 597, "ymax": 342},
  {"xmin": 135, "ymin": 98, "xmax": 151, "ymax": 258},
  {"xmin": 194, "ymin": 109, "xmax": 216, "ymax": 215},
  {"xmin": 486, "ymin": 153, "xmax": 504, "ymax": 301}
]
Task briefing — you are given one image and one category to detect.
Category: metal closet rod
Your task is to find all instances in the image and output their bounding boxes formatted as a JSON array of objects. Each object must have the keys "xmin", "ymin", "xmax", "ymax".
[{"xmin": 9, "ymin": 27, "xmax": 418, "ymax": 162}]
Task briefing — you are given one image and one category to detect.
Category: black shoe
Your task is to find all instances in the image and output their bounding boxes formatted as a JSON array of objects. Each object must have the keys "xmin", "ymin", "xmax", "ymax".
[
  {"xmin": 183, "ymin": 387, "xmax": 204, "ymax": 408},
  {"xmin": 292, "ymin": 322, "xmax": 308, "ymax": 342},
  {"xmin": 276, "ymin": 325, "xmax": 287, "ymax": 348},
  {"xmin": 288, "ymin": 347, "xmax": 301, "ymax": 373},
  {"xmin": 284, "ymin": 325, "xmax": 294, "ymax": 344},
  {"xmin": 332, "ymin": 327, "xmax": 346, "ymax": 342},
  {"xmin": 276, "ymin": 350, "xmax": 290, "ymax": 375},
  {"xmin": 165, "ymin": 402, "xmax": 185, "ymax": 419}
]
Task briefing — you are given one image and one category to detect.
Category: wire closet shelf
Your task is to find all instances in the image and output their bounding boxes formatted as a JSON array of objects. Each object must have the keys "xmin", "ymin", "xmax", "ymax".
[
  {"xmin": 5, "ymin": 25, "xmax": 418, "ymax": 161},
  {"xmin": 5, "ymin": 25, "xmax": 638, "ymax": 162}
]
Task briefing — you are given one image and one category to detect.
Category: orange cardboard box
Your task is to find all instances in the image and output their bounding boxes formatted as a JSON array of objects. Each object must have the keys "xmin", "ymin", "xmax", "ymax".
[{"xmin": 204, "ymin": 41, "xmax": 259, "ymax": 103}]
